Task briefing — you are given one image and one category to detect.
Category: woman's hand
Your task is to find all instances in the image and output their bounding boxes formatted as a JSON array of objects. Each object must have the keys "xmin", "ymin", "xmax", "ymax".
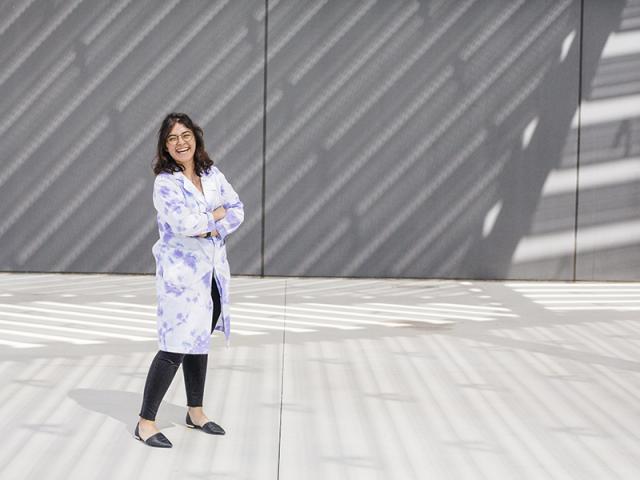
[
  {"xmin": 212, "ymin": 206, "xmax": 227, "ymax": 221},
  {"xmin": 198, "ymin": 230, "xmax": 219, "ymax": 238}
]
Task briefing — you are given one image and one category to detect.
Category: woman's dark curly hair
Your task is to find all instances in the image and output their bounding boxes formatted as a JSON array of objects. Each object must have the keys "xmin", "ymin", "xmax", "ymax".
[{"xmin": 153, "ymin": 112, "xmax": 214, "ymax": 176}]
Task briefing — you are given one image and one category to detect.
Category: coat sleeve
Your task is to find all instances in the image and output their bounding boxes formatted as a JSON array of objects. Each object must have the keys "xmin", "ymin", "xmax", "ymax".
[
  {"xmin": 153, "ymin": 174, "xmax": 218, "ymax": 237},
  {"xmin": 213, "ymin": 168, "xmax": 244, "ymax": 241}
]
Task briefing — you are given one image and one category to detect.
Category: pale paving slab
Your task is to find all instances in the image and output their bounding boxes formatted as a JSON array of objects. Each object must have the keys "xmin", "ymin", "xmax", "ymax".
[
  {"xmin": 0, "ymin": 274, "xmax": 285, "ymax": 480},
  {"xmin": 278, "ymin": 278, "xmax": 640, "ymax": 480}
]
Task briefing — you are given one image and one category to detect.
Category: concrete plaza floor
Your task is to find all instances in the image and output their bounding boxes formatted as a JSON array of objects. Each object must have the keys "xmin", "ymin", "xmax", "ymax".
[{"xmin": 1, "ymin": 273, "xmax": 640, "ymax": 479}]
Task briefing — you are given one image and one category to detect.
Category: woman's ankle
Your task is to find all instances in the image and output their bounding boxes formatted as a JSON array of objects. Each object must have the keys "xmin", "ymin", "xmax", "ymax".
[{"xmin": 139, "ymin": 417, "xmax": 156, "ymax": 426}]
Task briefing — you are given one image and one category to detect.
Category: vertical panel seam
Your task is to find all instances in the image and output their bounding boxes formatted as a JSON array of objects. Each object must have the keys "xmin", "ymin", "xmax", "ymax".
[
  {"xmin": 276, "ymin": 277, "xmax": 287, "ymax": 480},
  {"xmin": 573, "ymin": 0, "xmax": 585, "ymax": 282},
  {"xmin": 261, "ymin": 0, "xmax": 269, "ymax": 278}
]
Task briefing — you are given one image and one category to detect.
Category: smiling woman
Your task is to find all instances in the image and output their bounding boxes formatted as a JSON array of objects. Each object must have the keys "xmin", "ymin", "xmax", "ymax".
[{"xmin": 134, "ymin": 112, "xmax": 244, "ymax": 448}]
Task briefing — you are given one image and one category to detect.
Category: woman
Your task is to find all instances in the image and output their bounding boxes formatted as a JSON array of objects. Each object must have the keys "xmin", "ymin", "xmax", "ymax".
[{"xmin": 135, "ymin": 112, "xmax": 244, "ymax": 448}]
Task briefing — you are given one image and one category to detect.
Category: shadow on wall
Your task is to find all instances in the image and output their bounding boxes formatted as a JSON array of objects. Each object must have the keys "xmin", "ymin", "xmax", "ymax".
[
  {"xmin": 0, "ymin": 1, "xmax": 266, "ymax": 275},
  {"xmin": 465, "ymin": 0, "xmax": 627, "ymax": 279},
  {"xmin": 573, "ymin": 0, "xmax": 640, "ymax": 280},
  {"xmin": 262, "ymin": 0, "xmax": 629, "ymax": 280}
]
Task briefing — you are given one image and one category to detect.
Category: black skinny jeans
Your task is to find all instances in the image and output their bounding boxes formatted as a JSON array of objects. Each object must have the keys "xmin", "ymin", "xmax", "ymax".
[{"xmin": 139, "ymin": 277, "xmax": 221, "ymax": 421}]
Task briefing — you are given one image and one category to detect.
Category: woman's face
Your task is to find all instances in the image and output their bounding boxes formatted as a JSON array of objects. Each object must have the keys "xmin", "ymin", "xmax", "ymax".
[{"xmin": 165, "ymin": 122, "xmax": 196, "ymax": 166}]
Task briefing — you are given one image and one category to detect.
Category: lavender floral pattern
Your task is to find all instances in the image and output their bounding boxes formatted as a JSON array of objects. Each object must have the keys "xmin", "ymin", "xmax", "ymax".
[{"xmin": 152, "ymin": 167, "xmax": 244, "ymax": 353}]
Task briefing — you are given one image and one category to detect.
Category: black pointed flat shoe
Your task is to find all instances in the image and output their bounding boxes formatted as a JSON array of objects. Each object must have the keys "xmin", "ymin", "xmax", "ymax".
[
  {"xmin": 134, "ymin": 423, "xmax": 173, "ymax": 448},
  {"xmin": 186, "ymin": 413, "xmax": 225, "ymax": 435}
]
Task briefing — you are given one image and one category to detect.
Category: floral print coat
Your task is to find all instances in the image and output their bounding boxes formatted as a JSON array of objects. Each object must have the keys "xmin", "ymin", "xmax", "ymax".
[{"xmin": 152, "ymin": 166, "xmax": 244, "ymax": 353}]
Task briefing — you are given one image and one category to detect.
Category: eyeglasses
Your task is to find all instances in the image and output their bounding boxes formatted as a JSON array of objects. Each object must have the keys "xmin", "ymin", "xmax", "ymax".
[{"xmin": 166, "ymin": 131, "xmax": 194, "ymax": 145}]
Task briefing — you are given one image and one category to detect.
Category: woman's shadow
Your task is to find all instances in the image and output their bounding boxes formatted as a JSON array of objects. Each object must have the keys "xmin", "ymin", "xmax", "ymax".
[{"xmin": 68, "ymin": 388, "xmax": 185, "ymax": 432}]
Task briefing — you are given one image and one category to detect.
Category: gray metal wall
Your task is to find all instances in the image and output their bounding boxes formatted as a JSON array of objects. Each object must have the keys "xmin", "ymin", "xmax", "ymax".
[
  {"xmin": 0, "ymin": 0, "xmax": 637, "ymax": 280},
  {"xmin": 575, "ymin": 0, "xmax": 640, "ymax": 280}
]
